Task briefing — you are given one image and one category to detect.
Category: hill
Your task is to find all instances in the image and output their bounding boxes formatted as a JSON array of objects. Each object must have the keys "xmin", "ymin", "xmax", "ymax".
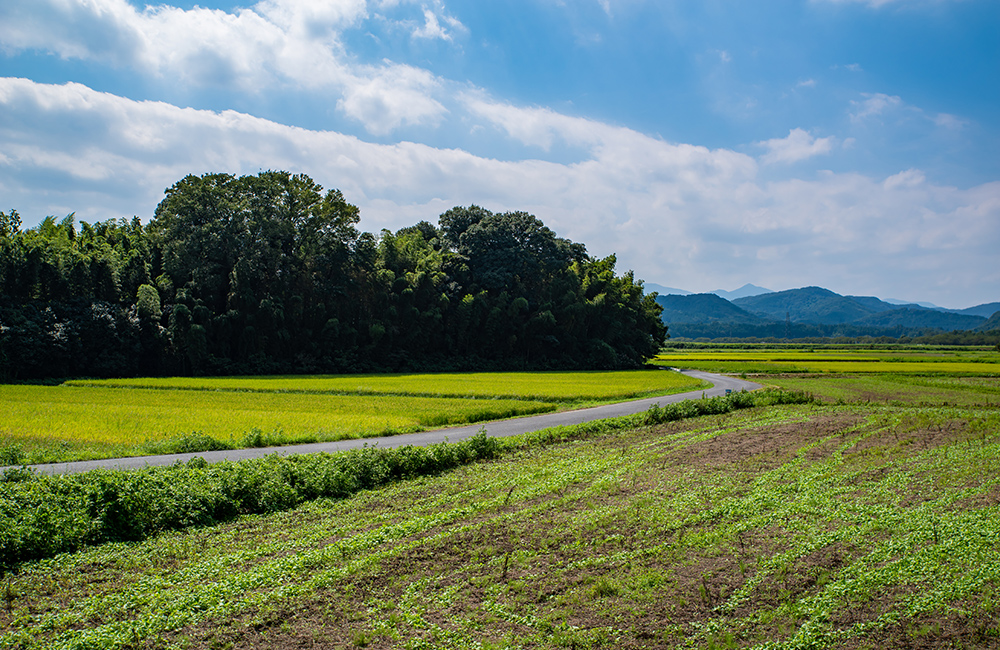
[
  {"xmin": 710, "ymin": 283, "xmax": 773, "ymax": 300},
  {"xmin": 655, "ymin": 293, "xmax": 765, "ymax": 325},
  {"xmin": 847, "ymin": 295, "xmax": 920, "ymax": 313},
  {"xmin": 976, "ymin": 311, "xmax": 1000, "ymax": 332},
  {"xmin": 732, "ymin": 286, "xmax": 876, "ymax": 324},
  {"xmin": 662, "ymin": 286, "xmax": 992, "ymax": 339},
  {"xmin": 853, "ymin": 307, "xmax": 989, "ymax": 331},
  {"xmin": 645, "ymin": 283, "xmax": 691, "ymax": 296},
  {"xmin": 958, "ymin": 302, "xmax": 1000, "ymax": 318}
]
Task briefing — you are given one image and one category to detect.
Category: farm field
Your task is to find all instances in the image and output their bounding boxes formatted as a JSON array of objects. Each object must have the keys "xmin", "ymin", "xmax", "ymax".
[
  {"xmin": 66, "ymin": 370, "xmax": 701, "ymax": 402},
  {"xmin": 766, "ymin": 374, "xmax": 1000, "ymax": 408},
  {"xmin": 2, "ymin": 390, "xmax": 998, "ymax": 648},
  {"xmin": 653, "ymin": 346, "xmax": 1000, "ymax": 376},
  {"xmin": 0, "ymin": 370, "xmax": 705, "ymax": 465}
]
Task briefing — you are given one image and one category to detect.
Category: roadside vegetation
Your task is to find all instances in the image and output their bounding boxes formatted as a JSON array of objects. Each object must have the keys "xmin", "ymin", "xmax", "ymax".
[{"xmin": 0, "ymin": 370, "xmax": 704, "ymax": 465}]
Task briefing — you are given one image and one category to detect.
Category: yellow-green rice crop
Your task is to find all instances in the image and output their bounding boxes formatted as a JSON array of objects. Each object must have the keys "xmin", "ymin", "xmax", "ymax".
[
  {"xmin": 0, "ymin": 385, "xmax": 554, "ymax": 462},
  {"xmin": 1, "ymin": 370, "xmax": 705, "ymax": 463},
  {"xmin": 66, "ymin": 369, "xmax": 705, "ymax": 402},
  {"xmin": 654, "ymin": 349, "xmax": 1000, "ymax": 375}
]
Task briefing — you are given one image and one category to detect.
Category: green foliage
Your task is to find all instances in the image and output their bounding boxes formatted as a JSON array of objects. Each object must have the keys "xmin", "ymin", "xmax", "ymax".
[
  {"xmin": 0, "ymin": 432, "xmax": 501, "ymax": 573},
  {"xmin": 135, "ymin": 283, "xmax": 161, "ymax": 320},
  {"xmin": 1, "ymin": 174, "xmax": 666, "ymax": 380}
]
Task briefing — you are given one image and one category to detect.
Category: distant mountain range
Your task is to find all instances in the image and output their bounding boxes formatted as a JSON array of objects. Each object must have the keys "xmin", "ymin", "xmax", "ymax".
[
  {"xmin": 650, "ymin": 285, "xmax": 1000, "ymax": 339},
  {"xmin": 646, "ymin": 283, "xmax": 773, "ymax": 301}
]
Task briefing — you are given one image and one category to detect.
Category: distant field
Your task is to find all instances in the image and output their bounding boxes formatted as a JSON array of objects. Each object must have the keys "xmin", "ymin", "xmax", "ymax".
[
  {"xmin": 1, "ymin": 370, "xmax": 705, "ymax": 464},
  {"xmin": 654, "ymin": 347, "xmax": 1000, "ymax": 375}
]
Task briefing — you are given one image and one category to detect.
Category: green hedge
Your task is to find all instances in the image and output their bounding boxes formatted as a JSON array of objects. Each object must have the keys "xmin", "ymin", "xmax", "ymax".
[{"xmin": 0, "ymin": 433, "xmax": 501, "ymax": 573}]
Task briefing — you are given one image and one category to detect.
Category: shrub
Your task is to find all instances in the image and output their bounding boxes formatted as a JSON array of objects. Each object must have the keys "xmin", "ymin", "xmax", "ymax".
[{"xmin": 0, "ymin": 431, "xmax": 501, "ymax": 573}]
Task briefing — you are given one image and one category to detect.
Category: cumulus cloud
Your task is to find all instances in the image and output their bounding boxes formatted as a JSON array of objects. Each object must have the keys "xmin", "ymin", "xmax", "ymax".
[
  {"xmin": 338, "ymin": 63, "xmax": 447, "ymax": 134},
  {"xmin": 0, "ymin": 0, "xmax": 456, "ymax": 134},
  {"xmin": 757, "ymin": 128, "xmax": 835, "ymax": 164},
  {"xmin": 2, "ymin": 78, "xmax": 997, "ymax": 306}
]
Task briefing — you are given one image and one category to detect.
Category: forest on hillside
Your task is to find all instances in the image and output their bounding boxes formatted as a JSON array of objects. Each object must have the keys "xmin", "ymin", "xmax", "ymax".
[{"xmin": 0, "ymin": 172, "xmax": 666, "ymax": 380}]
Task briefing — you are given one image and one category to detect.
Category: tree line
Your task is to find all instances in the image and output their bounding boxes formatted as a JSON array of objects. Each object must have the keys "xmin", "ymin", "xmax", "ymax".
[{"xmin": 0, "ymin": 171, "xmax": 666, "ymax": 379}]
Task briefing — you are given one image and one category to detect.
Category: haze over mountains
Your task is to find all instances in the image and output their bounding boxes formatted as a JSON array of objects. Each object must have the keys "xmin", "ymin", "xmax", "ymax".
[{"xmin": 649, "ymin": 285, "xmax": 1000, "ymax": 339}]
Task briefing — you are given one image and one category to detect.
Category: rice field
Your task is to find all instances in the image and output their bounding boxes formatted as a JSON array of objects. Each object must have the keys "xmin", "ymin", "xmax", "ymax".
[
  {"xmin": 653, "ymin": 347, "xmax": 1000, "ymax": 376},
  {"xmin": 0, "ymin": 370, "xmax": 706, "ymax": 464},
  {"xmin": 66, "ymin": 369, "xmax": 702, "ymax": 402}
]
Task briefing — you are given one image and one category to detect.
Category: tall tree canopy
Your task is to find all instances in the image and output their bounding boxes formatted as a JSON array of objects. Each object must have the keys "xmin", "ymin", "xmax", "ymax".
[{"xmin": 0, "ymin": 172, "xmax": 666, "ymax": 379}]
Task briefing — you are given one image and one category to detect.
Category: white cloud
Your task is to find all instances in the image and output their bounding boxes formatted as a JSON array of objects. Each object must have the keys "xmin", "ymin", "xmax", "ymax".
[
  {"xmin": 850, "ymin": 92, "xmax": 903, "ymax": 121},
  {"xmin": 410, "ymin": 3, "xmax": 465, "ymax": 40},
  {"xmin": 933, "ymin": 113, "xmax": 966, "ymax": 129},
  {"xmin": 884, "ymin": 168, "xmax": 925, "ymax": 190},
  {"xmin": 757, "ymin": 128, "xmax": 835, "ymax": 164},
  {"xmin": 461, "ymin": 96, "xmax": 612, "ymax": 151},
  {"xmin": 0, "ymin": 0, "xmax": 454, "ymax": 134},
  {"xmin": 338, "ymin": 63, "xmax": 447, "ymax": 134},
  {"xmin": 3, "ymin": 78, "xmax": 997, "ymax": 307}
]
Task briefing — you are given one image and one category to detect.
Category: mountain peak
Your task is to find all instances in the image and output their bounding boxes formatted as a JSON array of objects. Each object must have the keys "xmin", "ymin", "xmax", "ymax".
[{"xmin": 710, "ymin": 284, "xmax": 773, "ymax": 300}]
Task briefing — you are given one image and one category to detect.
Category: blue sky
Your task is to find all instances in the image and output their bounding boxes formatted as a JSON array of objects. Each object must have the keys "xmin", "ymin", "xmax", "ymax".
[{"xmin": 1, "ymin": 0, "xmax": 997, "ymax": 308}]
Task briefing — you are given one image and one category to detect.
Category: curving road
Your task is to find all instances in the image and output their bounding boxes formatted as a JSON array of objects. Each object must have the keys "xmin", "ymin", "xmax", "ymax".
[{"xmin": 18, "ymin": 370, "xmax": 759, "ymax": 476}]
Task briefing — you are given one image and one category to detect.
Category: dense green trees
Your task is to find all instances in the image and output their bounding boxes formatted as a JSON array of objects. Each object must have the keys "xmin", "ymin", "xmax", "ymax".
[{"xmin": 0, "ymin": 172, "xmax": 666, "ymax": 379}]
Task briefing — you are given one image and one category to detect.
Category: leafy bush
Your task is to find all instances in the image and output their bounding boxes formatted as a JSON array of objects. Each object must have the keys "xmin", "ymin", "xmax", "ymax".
[
  {"xmin": 0, "ymin": 445, "xmax": 25, "ymax": 466},
  {"xmin": 0, "ymin": 432, "xmax": 500, "ymax": 573},
  {"xmin": 142, "ymin": 432, "xmax": 234, "ymax": 455}
]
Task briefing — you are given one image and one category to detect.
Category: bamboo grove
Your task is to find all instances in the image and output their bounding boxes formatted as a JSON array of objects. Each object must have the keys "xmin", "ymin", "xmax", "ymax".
[{"xmin": 0, "ymin": 172, "xmax": 666, "ymax": 379}]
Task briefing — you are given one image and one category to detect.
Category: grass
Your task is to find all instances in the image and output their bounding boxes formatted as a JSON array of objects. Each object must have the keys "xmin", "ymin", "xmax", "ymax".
[
  {"xmin": 1, "ymin": 397, "xmax": 997, "ymax": 649},
  {"xmin": 0, "ymin": 370, "xmax": 706, "ymax": 464}
]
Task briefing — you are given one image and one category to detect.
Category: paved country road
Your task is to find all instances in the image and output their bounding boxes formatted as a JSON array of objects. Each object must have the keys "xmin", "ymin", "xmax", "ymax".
[{"xmin": 17, "ymin": 370, "xmax": 760, "ymax": 476}]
